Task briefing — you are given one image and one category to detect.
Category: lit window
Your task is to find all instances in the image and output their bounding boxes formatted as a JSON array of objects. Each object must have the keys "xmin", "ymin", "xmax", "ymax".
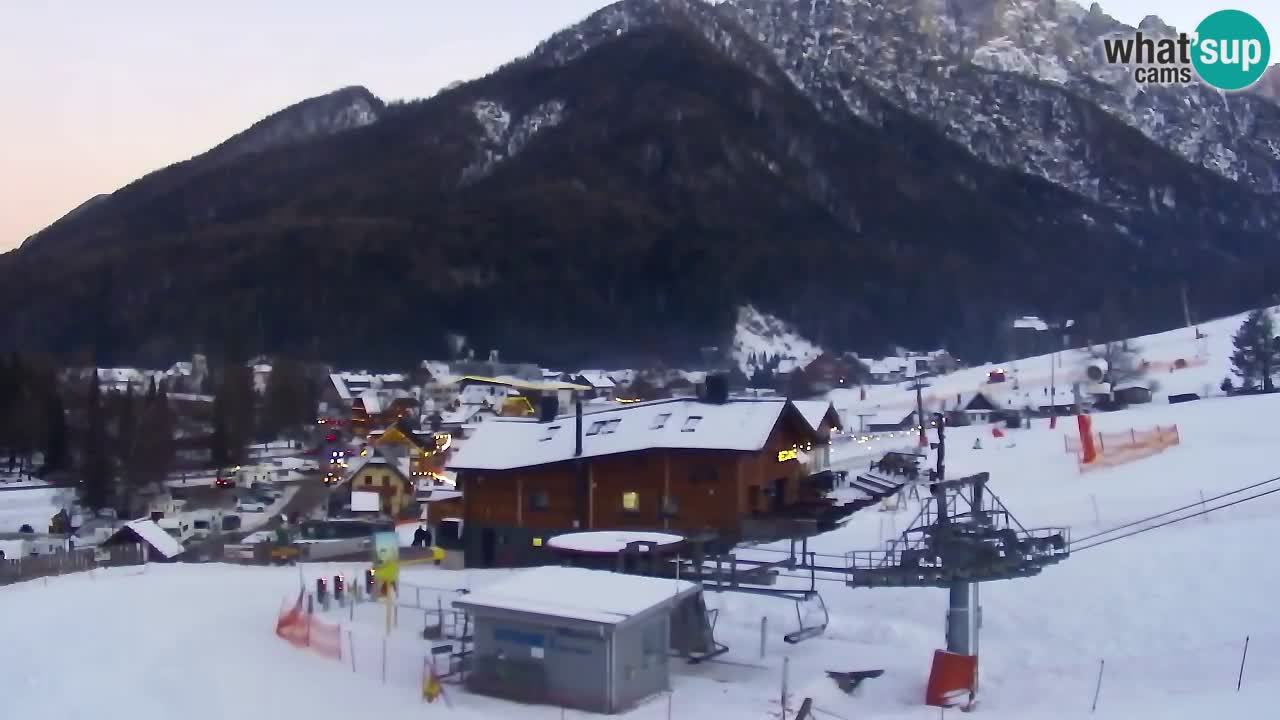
[
  {"xmin": 621, "ymin": 491, "xmax": 640, "ymax": 512},
  {"xmin": 681, "ymin": 416, "xmax": 702, "ymax": 432},
  {"xmin": 650, "ymin": 413, "xmax": 672, "ymax": 430},
  {"xmin": 540, "ymin": 425, "xmax": 560, "ymax": 442}
]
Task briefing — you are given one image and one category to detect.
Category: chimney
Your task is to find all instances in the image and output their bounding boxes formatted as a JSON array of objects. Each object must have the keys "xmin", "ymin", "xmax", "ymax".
[
  {"xmin": 704, "ymin": 373, "xmax": 730, "ymax": 404},
  {"xmin": 574, "ymin": 401, "xmax": 584, "ymax": 456},
  {"xmin": 538, "ymin": 395, "xmax": 559, "ymax": 423}
]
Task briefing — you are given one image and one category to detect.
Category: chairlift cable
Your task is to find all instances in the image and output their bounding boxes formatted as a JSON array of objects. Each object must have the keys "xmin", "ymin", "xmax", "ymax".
[
  {"xmin": 1072, "ymin": 485, "xmax": 1280, "ymax": 553},
  {"xmin": 1073, "ymin": 473, "xmax": 1280, "ymax": 545}
]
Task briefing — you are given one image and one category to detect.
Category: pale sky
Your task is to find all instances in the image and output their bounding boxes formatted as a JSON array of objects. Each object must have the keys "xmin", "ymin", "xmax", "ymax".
[{"xmin": 0, "ymin": 0, "xmax": 1275, "ymax": 252}]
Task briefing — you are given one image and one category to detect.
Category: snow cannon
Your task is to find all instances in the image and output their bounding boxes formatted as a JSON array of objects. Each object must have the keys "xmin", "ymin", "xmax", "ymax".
[{"xmin": 1085, "ymin": 359, "xmax": 1108, "ymax": 383}]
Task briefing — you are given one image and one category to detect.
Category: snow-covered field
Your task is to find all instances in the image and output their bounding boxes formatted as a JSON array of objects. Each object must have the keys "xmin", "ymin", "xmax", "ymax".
[
  {"xmin": 0, "ymin": 486, "xmax": 73, "ymax": 533},
  {"xmin": 832, "ymin": 307, "xmax": 1258, "ymax": 426},
  {"xmin": 5, "ymin": 386, "xmax": 1280, "ymax": 719}
]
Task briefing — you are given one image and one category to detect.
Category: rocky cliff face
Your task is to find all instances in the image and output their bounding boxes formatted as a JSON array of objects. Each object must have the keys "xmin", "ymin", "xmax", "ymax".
[{"xmin": 534, "ymin": 0, "xmax": 1280, "ymax": 229}]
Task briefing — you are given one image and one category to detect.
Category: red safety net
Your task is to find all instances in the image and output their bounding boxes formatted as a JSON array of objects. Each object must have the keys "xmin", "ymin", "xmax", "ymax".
[{"xmin": 275, "ymin": 590, "xmax": 342, "ymax": 661}]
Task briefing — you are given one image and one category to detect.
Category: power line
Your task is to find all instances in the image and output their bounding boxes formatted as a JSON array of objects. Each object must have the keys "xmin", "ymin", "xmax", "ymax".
[
  {"xmin": 1073, "ymin": 485, "xmax": 1280, "ymax": 553},
  {"xmin": 1073, "ymin": 473, "xmax": 1280, "ymax": 546}
]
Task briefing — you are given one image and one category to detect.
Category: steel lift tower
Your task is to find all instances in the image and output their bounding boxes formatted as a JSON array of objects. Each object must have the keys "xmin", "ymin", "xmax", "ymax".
[{"xmin": 843, "ymin": 415, "xmax": 1070, "ymax": 702}]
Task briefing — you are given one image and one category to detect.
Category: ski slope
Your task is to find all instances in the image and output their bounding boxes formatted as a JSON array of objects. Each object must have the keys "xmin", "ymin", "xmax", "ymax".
[
  {"xmin": 5, "ymin": 393, "xmax": 1280, "ymax": 719},
  {"xmin": 830, "ymin": 306, "xmax": 1263, "ymax": 427}
]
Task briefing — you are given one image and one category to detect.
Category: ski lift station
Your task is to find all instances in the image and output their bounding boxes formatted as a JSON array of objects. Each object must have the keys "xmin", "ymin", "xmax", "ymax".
[{"xmin": 453, "ymin": 566, "xmax": 704, "ymax": 714}]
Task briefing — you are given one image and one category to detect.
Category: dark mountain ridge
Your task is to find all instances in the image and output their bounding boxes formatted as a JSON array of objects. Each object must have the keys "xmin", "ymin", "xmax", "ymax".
[{"xmin": 4, "ymin": 0, "xmax": 1280, "ymax": 368}]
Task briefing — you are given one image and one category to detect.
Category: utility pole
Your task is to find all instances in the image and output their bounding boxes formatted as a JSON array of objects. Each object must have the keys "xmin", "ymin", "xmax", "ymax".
[{"xmin": 912, "ymin": 378, "xmax": 930, "ymax": 448}]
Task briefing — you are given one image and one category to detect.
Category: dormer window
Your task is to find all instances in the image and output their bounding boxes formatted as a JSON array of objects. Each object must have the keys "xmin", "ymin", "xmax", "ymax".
[{"xmin": 681, "ymin": 416, "xmax": 702, "ymax": 432}]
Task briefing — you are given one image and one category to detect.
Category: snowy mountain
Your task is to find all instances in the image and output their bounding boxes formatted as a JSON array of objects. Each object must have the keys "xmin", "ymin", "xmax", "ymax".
[
  {"xmin": 533, "ymin": 0, "xmax": 1280, "ymax": 226},
  {"xmin": 6, "ymin": 0, "xmax": 1280, "ymax": 367},
  {"xmin": 200, "ymin": 85, "xmax": 383, "ymax": 166},
  {"xmin": 731, "ymin": 305, "xmax": 824, "ymax": 376}
]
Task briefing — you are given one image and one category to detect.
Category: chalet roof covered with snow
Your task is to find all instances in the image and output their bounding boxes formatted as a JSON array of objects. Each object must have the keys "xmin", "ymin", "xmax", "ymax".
[
  {"xmin": 792, "ymin": 400, "xmax": 841, "ymax": 433},
  {"xmin": 110, "ymin": 519, "xmax": 185, "ymax": 559},
  {"xmin": 453, "ymin": 566, "xmax": 697, "ymax": 625},
  {"xmin": 575, "ymin": 370, "xmax": 617, "ymax": 389},
  {"xmin": 448, "ymin": 397, "xmax": 808, "ymax": 471}
]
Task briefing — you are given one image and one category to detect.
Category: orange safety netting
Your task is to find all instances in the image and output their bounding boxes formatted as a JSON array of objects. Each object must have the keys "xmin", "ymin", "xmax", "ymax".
[
  {"xmin": 1066, "ymin": 425, "xmax": 1180, "ymax": 472},
  {"xmin": 275, "ymin": 590, "xmax": 343, "ymax": 660}
]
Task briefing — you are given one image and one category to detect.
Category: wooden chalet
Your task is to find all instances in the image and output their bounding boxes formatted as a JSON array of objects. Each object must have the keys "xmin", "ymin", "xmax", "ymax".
[
  {"xmin": 447, "ymin": 388, "xmax": 843, "ymax": 568},
  {"xmin": 801, "ymin": 353, "xmax": 858, "ymax": 392}
]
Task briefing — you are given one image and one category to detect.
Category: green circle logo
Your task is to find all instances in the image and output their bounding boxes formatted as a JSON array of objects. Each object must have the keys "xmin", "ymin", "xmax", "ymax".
[{"xmin": 1191, "ymin": 10, "xmax": 1270, "ymax": 91}]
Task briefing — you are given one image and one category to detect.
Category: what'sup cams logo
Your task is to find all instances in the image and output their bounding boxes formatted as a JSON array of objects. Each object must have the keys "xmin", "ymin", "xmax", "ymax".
[{"xmin": 1102, "ymin": 9, "xmax": 1271, "ymax": 91}]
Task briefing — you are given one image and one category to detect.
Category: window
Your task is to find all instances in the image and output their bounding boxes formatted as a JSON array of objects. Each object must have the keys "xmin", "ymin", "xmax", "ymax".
[
  {"xmin": 650, "ymin": 412, "xmax": 672, "ymax": 430},
  {"xmin": 600, "ymin": 418, "xmax": 621, "ymax": 435},
  {"xmin": 621, "ymin": 491, "xmax": 640, "ymax": 513},
  {"xmin": 586, "ymin": 420, "xmax": 608, "ymax": 436},
  {"xmin": 540, "ymin": 425, "xmax": 561, "ymax": 442},
  {"xmin": 382, "ymin": 474, "xmax": 391, "ymax": 486},
  {"xmin": 528, "ymin": 490, "xmax": 550, "ymax": 511},
  {"xmin": 681, "ymin": 416, "xmax": 702, "ymax": 432},
  {"xmin": 661, "ymin": 495, "xmax": 679, "ymax": 517}
]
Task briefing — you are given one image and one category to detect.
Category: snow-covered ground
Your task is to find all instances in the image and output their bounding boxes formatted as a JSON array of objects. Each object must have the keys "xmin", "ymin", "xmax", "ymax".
[
  {"xmin": 5, "ymin": 376, "xmax": 1280, "ymax": 718},
  {"xmin": 831, "ymin": 307, "xmax": 1258, "ymax": 427},
  {"xmin": 0, "ymin": 486, "xmax": 73, "ymax": 533},
  {"xmin": 733, "ymin": 305, "xmax": 824, "ymax": 377}
]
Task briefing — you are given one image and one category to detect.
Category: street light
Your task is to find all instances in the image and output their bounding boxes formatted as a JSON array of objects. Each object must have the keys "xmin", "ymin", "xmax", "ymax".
[{"xmin": 1014, "ymin": 317, "xmax": 1074, "ymax": 428}]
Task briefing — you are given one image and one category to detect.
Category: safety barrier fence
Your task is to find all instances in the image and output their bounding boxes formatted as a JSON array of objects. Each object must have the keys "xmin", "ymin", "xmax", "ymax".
[
  {"xmin": 275, "ymin": 590, "xmax": 343, "ymax": 660},
  {"xmin": 0, "ymin": 543, "xmax": 146, "ymax": 587},
  {"xmin": 1064, "ymin": 425, "xmax": 1180, "ymax": 472}
]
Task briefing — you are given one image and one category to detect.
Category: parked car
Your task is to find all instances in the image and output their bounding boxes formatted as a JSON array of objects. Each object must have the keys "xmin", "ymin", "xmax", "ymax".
[{"xmin": 236, "ymin": 501, "xmax": 267, "ymax": 513}]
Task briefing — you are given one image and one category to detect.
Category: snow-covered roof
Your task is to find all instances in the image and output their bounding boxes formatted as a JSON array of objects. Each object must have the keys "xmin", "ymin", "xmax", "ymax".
[
  {"xmin": 454, "ymin": 566, "xmax": 697, "ymax": 625},
  {"xmin": 575, "ymin": 370, "xmax": 617, "ymax": 389},
  {"xmin": 329, "ymin": 373, "xmax": 353, "ymax": 401},
  {"xmin": 418, "ymin": 489, "xmax": 462, "ymax": 503},
  {"xmin": 792, "ymin": 400, "xmax": 839, "ymax": 433},
  {"xmin": 439, "ymin": 404, "xmax": 495, "ymax": 425},
  {"xmin": 448, "ymin": 397, "xmax": 799, "ymax": 471},
  {"xmin": 359, "ymin": 389, "xmax": 385, "ymax": 415},
  {"xmin": 115, "ymin": 519, "xmax": 185, "ymax": 559},
  {"xmin": 547, "ymin": 531, "xmax": 683, "ymax": 555}
]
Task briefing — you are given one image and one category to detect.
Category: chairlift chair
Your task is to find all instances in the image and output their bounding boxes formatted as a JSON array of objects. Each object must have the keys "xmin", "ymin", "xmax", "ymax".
[{"xmin": 784, "ymin": 592, "xmax": 829, "ymax": 644}]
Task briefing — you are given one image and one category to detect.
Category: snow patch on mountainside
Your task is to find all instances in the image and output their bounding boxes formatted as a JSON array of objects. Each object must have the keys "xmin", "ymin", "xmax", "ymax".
[
  {"xmin": 461, "ymin": 99, "xmax": 567, "ymax": 185},
  {"xmin": 732, "ymin": 305, "xmax": 823, "ymax": 376}
]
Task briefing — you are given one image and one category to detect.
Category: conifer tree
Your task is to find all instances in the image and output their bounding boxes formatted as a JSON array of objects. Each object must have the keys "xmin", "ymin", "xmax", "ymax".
[{"xmin": 1230, "ymin": 308, "xmax": 1280, "ymax": 392}]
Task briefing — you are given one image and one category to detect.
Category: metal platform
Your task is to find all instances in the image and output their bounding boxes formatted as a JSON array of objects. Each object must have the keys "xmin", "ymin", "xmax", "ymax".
[{"xmin": 844, "ymin": 472, "xmax": 1070, "ymax": 588}]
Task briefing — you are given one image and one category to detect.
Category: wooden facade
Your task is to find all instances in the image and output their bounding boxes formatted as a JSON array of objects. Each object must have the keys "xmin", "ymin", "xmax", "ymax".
[{"xmin": 457, "ymin": 408, "xmax": 823, "ymax": 567}]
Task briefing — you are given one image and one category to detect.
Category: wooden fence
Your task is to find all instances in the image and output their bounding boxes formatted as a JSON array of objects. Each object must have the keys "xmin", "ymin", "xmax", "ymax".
[{"xmin": 0, "ymin": 543, "xmax": 146, "ymax": 587}]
